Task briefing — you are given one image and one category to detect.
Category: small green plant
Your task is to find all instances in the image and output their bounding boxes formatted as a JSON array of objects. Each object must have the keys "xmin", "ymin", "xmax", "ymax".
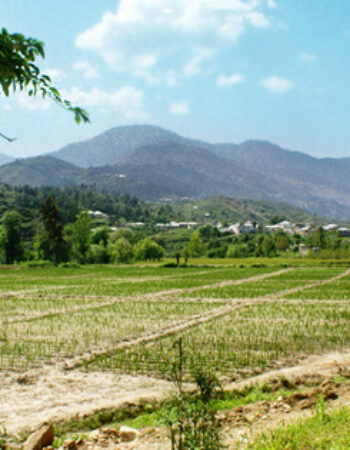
[{"xmin": 161, "ymin": 338, "xmax": 224, "ymax": 450}]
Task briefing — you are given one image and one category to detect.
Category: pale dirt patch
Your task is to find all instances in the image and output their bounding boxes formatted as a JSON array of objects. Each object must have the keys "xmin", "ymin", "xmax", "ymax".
[
  {"xmin": 0, "ymin": 366, "xmax": 174, "ymax": 436},
  {"xmin": 2, "ymin": 350, "xmax": 350, "ymax": 443},
  {"xmin": 225, "ymin": 349, "xmax": 350, "ymax": 391}
]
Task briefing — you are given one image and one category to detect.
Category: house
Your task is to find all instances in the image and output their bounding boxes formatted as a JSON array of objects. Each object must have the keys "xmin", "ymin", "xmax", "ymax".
[
  {"xmin": 322, "ymin": 224, "xmax": 338, "ymax": 231},
  {"xmin": 241, "ymin": 221, "xmax": 256, "ymax": 234},
  {"xmin": 155, "ymin": 221, "xmax": 198, "ymax": 230},
  {"xmin": 88, "ymin": 210, "xmax": 109, "ymax": 220},
  {"xmin": 126, "ymin": 222, "xmax": 145, "ymax": 228},
  {"xmin": 298, "ymin": 224, "xmax": 313, "ymax": 235},
  {"xmin": 217, "ymin": 222, "xmax": 241, "ymax": 234},
  {"xmin": 338, "ymin": 227, "xmax": 350, "ymax": 237},
  {"xmin": 265, "ymin": 220, "xmax": 297, "ymax": 235},
  {"xmin": 299, "ymin": 244, "xmax": 319, "ymax": 255},
  {"xmin": 217, "ymin": 221, "xmax": 256, "ymax": 235}
]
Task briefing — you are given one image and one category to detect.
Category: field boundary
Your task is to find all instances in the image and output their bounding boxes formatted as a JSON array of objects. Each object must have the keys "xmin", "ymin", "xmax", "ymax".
[{"xmin": 271, "ymin": 267, "xmax": 350, "ymax": 299}]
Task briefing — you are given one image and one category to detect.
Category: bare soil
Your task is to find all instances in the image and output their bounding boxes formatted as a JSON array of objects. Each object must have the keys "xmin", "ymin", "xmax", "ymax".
[
  {"xmin": 1, "ymin": 350, "xmax": 350, "ymax": 447},
  {"xmin": 0, "ymin": 367, "xmax": 174, "ymax": 436}
]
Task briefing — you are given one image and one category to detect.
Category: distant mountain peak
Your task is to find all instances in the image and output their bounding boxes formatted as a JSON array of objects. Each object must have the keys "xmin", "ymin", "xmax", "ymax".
[{"xmin": 0, "ymin": 152, "xmax": 15, "ymax": 167}]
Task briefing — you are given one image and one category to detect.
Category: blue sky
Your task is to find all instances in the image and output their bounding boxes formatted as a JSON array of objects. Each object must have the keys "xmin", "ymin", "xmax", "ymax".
[{"xmin": 1, "ymin": 0, "xmax": 350, "ymax": 158}]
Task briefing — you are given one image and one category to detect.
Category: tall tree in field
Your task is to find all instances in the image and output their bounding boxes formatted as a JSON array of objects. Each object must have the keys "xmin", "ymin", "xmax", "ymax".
[
  {"xmin": 72, "ymin": 211, "xmax": 92, "ymax": 263},
  {"xmin": 0, "ymin": 211, "xmax": 23, "ymax": 264},
  {"xmin": 39, "ymin": 195, "xmax": 66, "ymax": 263}
]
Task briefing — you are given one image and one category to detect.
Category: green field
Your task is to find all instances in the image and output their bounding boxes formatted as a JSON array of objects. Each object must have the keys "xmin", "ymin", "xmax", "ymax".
[{"xmin": 0, "ymin": 262, "xmax": 349, "ymax": 376}]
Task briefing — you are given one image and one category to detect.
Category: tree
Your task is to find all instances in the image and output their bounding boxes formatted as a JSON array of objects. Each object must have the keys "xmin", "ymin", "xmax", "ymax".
[
  {"xmin": 92, "ymin": 227, "xmax": 110, "ymax": 247},
  {"xmin": 186, "ymin": 230, "xmax": 205, "ymax": 257},
  {"xmin": 275, "ymin": 233, "xmax": 290, "ymax": 252},
  {"xmin": 261, "ymin": 235, "xmax": 276, "ymax": 257},
  {"xmin": 174, "ymin": 251, "xmax": 181, "ymax": 266},
  {"xmin": 221, "ymin": 219, "xmax": 229, "ymax": 228},
  {"xmin": 72, "ymin": 211, "xmax": 92, "ymax": 263},
  {"xmin": 108, "ymin": 237, "xmax": 134, "ymax": 264},
  {"xmin": 38, "ymin": 195, "xmax": 67, "ymax": 263},
  {"xmin": 0, "ymin": 211, "xmax": 23, "ymax": 263},
  {"xmin": 134, "ymin": 239, "xmax": 164, "ymax": 261},
  {"xmin": 0, "ymin": 27, "xmax": 89, "ymax": 140},
  {"xmin": 311, "ymin": 226, "xmax": 328, "ymax": 249},
  {"xmin": 268, "ymin": 215, "xmax": 286, "ymax": 225}
]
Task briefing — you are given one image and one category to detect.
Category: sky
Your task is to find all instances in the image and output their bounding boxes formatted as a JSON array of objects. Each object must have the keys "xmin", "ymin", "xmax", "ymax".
[{"xmin": 1, "ymin": 0, "xmax": 350, "ymax": 159}]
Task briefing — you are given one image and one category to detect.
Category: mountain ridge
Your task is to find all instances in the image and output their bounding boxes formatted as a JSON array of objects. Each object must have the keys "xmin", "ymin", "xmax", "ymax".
[{"xmin": 1, "ymin": 124, "xmax": 350, "ymax": 219}]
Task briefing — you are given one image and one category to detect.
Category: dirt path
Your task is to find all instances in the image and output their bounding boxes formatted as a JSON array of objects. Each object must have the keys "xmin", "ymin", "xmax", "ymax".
[
  {"xmin": 143, "ymin": 267, "xmax": 294, "ymax": 298},
  {"xmin": 271, "ymin": 267, "xmax": 350, "ymax": 299},
  {"xmin": 64, "ymin": 299, "xmax": 257, "ymax": 369},
  {"xmin": 225, "ymin": 350, "xmax": 350, "ymax": 391},
  {"xmin": 1, "ymin": 268, "xmax": 291, "ymax": 325}
]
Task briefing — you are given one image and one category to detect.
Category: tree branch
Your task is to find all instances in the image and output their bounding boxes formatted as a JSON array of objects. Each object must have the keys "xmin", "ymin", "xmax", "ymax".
[{"xmin": 0, "ymin": 132, "xmax": 17, "ymax": 142}]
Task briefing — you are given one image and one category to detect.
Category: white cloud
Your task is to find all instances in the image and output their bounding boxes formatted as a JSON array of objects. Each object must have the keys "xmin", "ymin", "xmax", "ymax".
[
  {"xmin": 16, "ymin": 91, "xmax": 51, "ymax": 111},
  {"xmin": 217, "ymin": 73, "xmax": 245, "ymax": 86},
  {"xmin": 183, "ymin": 48, "xmax": 212, "ymax": 76},
  {"xmin": 169, "ymin": 100, "xmax": 190, "ymax": 116},
  {"xmin": 1, "ymin": 103, "xmax": 11, "ymax": 111},
  {"xmin": 164, "ymin": 71, "xmax": 179, "ymax": 86},
  {"xmin": 299, "ymin": 52, "xmax": 317, "ymax": 62},
  {"xmin": 76, "ymin": 0, "xmax": 271, "ymax": 77},
  {"xmin": 66, "ymin": 85, "xmax": 148, "ymax": 119},
  {"xmin": 73, "ymin": 61, "xmax": 99, "ymax": 79},
  {"xmin": 0, "ymin": 87, "xmax": 51, "ymax": 111},
  {"xmin": 246, "ymin": 11, "xmax": 270, "ymax": 28},
  {"xmin": 266, "ymin": 0, "xmax": 277, "ymax": 8},
  {"xmin": 45, "ymin": 68, "xmax": 67, "ymax": 82},
  {"xmin": 261, "ymin": 76, "xmax": 294, "ymax": 93}
]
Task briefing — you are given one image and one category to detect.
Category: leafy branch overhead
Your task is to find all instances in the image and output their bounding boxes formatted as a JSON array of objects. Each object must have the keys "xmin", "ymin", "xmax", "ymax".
[{"xmin": 0, "ymin": 27, "xmax": 89, "ymax": 124}]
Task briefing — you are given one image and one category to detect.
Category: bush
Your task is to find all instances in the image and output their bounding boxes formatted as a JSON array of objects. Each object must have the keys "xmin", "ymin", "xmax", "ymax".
[
  {"xmin": 20, "ymin": 260, "xmax": 53, "ymax": 268},
  {"xmin": 58, "ymin": 261, "xmax": 81, "ymax": 268},
  {"xmin": 162, "ymin": 339, "xmax": 223, "ymax": 450}
]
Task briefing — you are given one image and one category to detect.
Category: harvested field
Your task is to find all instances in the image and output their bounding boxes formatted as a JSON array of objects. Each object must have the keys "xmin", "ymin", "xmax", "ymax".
[{"xmin": 1, "ymin": 262, "xmax": 350, "ymax": 440}]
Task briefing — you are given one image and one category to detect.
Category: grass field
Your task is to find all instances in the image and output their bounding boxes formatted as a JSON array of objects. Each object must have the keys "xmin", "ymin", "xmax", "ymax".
[{"xmin": 1, "ymin": 262, "xmax": 350, "ymax": 377}]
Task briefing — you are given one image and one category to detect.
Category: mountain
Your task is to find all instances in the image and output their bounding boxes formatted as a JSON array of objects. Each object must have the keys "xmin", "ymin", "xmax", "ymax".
[
  {"xmin": 50, "ymin": 125, "xmax": 210, "ymax": 168},
  {"xmin": 0, "ymin": 152, "xmax": 15, "ymax": 166},
  {"xmin": 1, "ymin": 125, "xmax": 350, "ymax": 219},
  {"xmin": 212, "ymin": 140, "xmax": 350, "ymax": 196},
  {"xmin": 0, "ymin": 156, "xmax": 83, "ymax": 187}
]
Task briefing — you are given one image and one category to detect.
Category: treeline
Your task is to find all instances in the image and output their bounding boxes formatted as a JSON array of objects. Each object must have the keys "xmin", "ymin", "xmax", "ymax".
[
  {"xmin": 0, "ymin": 183, "xmax": 150, "ymax": 224},
  {"xmin": 1, "ymin": 184, "xmax": 350, "ymax": 265},
  {"xmin": 155, "ymin": 225, "xmax": 350, "ymax": 261},
  {"xmin": 0, "ymin": 194, "xmax": 164, "ymax": 265}
]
